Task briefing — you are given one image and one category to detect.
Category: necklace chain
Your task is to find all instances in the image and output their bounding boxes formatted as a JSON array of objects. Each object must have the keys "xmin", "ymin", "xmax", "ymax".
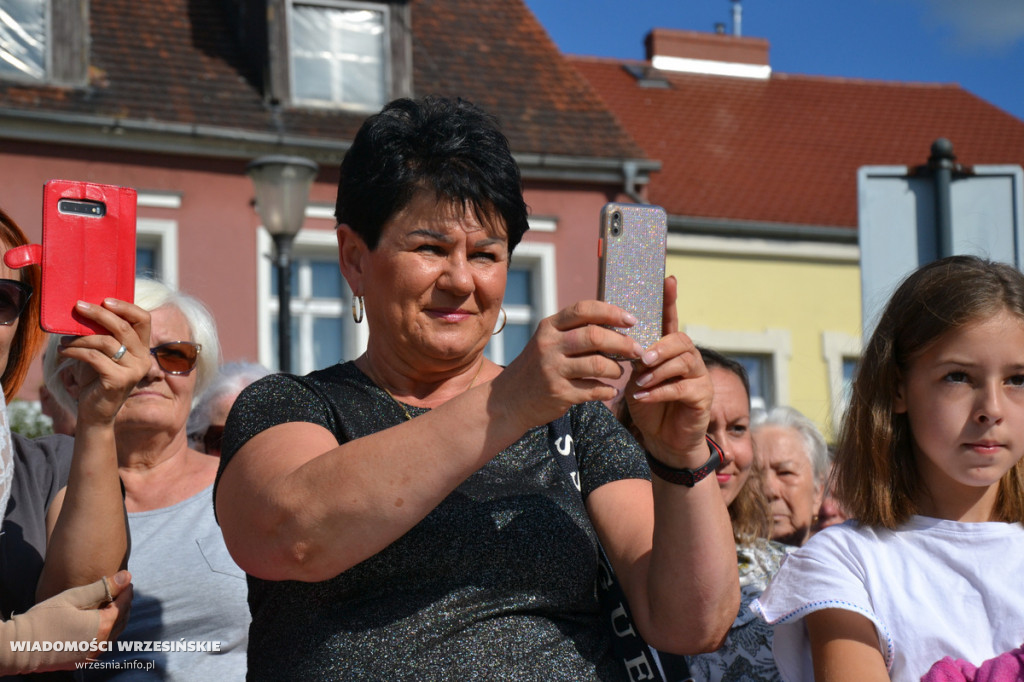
[{"xmin": 379, "ymin": 361, "xmax": 485, "ymax": 422}]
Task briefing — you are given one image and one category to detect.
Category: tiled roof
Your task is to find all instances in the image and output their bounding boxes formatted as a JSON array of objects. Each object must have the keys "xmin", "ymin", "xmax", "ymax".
[
  {"xmin": 571, "ymin": 54, "xmax": 1024, "ymax": 230},
  {"xmin": 0, "ymin": 0, "xmax": 642, "ymax": 161},
  {"xmin": 412, "ymin": 0, "xmax": 643, "ymax": 158}
]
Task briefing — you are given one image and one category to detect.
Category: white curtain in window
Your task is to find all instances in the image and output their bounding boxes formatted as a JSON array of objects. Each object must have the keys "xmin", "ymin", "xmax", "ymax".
[
  {"xmin": 291, "ymin": 4, "xmax": 386, "ymax": 108},
  {"xmin": 0, "ymin": 0, "xmax": 45, "ymax": 80}
]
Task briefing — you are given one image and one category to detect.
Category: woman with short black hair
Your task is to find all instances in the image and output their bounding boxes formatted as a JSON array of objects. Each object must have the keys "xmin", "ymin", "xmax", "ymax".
[{"xmin": 216, "ymin": 96, "xmax": 739, "ymax": 680}]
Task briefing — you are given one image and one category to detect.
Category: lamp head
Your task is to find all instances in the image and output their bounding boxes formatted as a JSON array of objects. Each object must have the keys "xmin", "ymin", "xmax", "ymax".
[{"xmin": 247, "ymin": 155, "xmax": 319, "ymax": 237}]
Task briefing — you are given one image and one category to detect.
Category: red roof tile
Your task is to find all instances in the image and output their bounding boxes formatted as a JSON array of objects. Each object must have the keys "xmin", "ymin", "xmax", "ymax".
[
  {"xmin": 571, "ymin": 54, "xmax": 1024, "ymax": 230},
  {"xmin": 0, "ymin": 0, "xmax": 642, "ymax": 162},
  {"xmin": 412, "ymin": 0, "xmax": 643, "ymax": 158}
]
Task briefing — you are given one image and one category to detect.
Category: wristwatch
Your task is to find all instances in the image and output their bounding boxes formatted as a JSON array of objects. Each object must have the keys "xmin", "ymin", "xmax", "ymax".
[{"xmin": 645, "ymin": 435, "xmax": 725, "ymax": 487}]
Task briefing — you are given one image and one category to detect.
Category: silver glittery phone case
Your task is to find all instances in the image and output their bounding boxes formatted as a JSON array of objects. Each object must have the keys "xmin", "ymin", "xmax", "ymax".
[{"xmin": 597, "ymin": 202, "xmax": 667, "ymax": 350}]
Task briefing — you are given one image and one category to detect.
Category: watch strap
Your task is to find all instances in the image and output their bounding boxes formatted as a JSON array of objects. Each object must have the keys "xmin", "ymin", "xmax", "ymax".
[{"xmin": 645, "ymin": 435, "xmax": 724, "ymax": 487}]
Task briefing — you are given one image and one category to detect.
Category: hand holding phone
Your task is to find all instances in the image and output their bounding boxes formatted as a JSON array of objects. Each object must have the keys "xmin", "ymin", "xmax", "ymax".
[
  {"xmin": 597, "ymin": 202, "xmax": 668, "ymax": 350},
  {"xmin": 3, "ymin": 180, "xmax": 137, "ymax": 335}
]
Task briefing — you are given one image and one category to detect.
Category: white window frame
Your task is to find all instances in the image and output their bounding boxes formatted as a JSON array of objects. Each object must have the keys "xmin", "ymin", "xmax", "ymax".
[
  {"xmin": 527, "ymin": 216, "xmax": 557, "ymax": 233},
  {"xmin": 137, "ymin": 190, "xmax": 183, "ymax": 211},
  {"xmin": 134, "ymin": 190, "xmax": 182, "ymax": 287},
  {"xmin": 486, "ymin": 241, "xmax": 557, "ymax": 364},
  {"xmin": 286, "ymin": 0, "xmax": 391, "ymax": 111},
  {"xmin": 822, "ymin": 330, "xmax": 862, "ymax": 431},
  {"xmin": 135, "ymin": 219, "xmax": 178, "ymax": 287},
  {"xmin": 682, "ymin": 325, "xmax": 792, "ymax": 408},
  {"xmin": 257, "ymin": 226, "xmax": 364, "ymax": 372}
]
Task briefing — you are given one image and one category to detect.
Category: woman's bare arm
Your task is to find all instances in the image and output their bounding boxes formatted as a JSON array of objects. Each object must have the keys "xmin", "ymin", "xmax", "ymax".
[
  {"xmin": 37, "ymin": 300, "xmax": 150, "ymax": 600},
  {"xmin": 587, "ymin": 475, "xmax": 737, "ymax": 655},
  {"xmin": 588, "ymin": 276, "xmax": 739, "ymax": 654}
]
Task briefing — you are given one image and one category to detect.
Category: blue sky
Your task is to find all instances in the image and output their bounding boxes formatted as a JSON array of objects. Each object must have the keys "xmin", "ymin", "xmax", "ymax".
[{"xmin": 523, "ymin": 0, "xmax": 1024, "ymax": 124}]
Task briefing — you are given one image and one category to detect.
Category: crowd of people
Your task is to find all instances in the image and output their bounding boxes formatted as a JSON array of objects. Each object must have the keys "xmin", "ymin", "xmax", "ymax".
[{"xmin": 1, "ymin": 95, "xmax": 1022, "ymax": 682}]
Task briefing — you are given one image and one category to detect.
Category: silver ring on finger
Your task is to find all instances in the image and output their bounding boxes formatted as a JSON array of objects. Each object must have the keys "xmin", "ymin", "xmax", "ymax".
[{"xmin": 111, "ymin": 344, "xmax": 128, "ymax": 362}]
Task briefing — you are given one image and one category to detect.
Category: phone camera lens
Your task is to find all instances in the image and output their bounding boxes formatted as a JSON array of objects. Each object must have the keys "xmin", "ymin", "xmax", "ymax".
[{"xmin": 610, "ymin": 212, "xmax": 623, "ymax": 237}]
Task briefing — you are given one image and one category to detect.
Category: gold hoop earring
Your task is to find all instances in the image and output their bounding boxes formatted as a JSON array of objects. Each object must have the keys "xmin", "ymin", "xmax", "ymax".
[
  {"xmin": 492, "ymin": 308, "xmax": 507, "ymax": 335},
  {"xmin": 352, "ymin": 295, "xmax": 364, "ymax": 324}
]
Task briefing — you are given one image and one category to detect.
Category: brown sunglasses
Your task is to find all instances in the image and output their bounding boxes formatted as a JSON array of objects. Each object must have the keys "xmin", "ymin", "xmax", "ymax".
[{"xmin": 150, "ymin": 341, "xmax": 201, "ymax": 375}]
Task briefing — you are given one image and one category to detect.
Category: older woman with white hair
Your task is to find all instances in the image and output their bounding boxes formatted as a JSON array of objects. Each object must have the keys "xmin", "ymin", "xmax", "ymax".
[
  {"xmin": 187, "ymin": 362, "xmax": 270, "ymax": 455},
  {"xmin": 44, "ymin": 278, "xmax": 249, "ymax": 680},
  {"xmin": 751, "ymin": 406, "xmax": 829, "ymax": 547}
]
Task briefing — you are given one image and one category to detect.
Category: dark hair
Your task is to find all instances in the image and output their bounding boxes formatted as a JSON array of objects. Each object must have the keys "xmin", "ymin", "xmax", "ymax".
[
  {"xmin": 0, "ymin": 207, "xmax": 43, "ymax": 403},
  {"xmin": 836, "ymin": 255, "xmax": 1024, "ymax": 527},
  {"xmin": 335, "ymin": 96, "xmax": 530, "ymax": 254},
  {"xmin": 700, "ymin": 346, "xmax": 751, "ymax": 400}
]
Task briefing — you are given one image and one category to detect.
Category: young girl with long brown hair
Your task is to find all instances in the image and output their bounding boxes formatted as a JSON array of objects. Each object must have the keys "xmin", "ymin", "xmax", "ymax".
[{"xmin": 754, "ymin": 255, "xmax": 1024, "ymax": 681}]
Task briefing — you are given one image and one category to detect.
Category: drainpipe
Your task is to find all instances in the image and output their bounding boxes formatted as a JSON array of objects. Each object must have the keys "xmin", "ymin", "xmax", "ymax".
[
  {"xmin": 621, "ymin": 160, "xmax": 646, "ymax": 204},
  {"xmin": 928, "ymin": 138, "xmax": 956, "ymax": 258}
]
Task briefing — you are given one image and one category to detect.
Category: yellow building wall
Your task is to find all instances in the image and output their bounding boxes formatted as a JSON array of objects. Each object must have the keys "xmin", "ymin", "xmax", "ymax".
[{"xmin": 667, "ymin": 249, "xmax": 862, "ymax": 440}]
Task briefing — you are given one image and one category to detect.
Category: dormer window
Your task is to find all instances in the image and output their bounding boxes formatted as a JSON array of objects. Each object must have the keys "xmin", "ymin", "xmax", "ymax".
[
  {"xmin": 0, "ymin": 0, "xmax": 88, "ymax": 86},
  {"xmin": 289, "ymin": 0, "xmax": 390, "ymax": 110},
  {"xmin": 0, "ymin": 0, "xmax": 46, "ymax": 81}
]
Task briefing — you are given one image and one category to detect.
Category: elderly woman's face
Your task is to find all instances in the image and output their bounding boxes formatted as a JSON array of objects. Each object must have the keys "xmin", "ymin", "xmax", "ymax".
[
  {"xmin": 359, "ymin": 191, "xmax": 509, "ymax": 368},
  {"xmin": 115, "ymin": 305, "xmax": 197, "ymax": 438},
  {"xmin": 755, "ymin": 425, "xmax": 824, "ymax": 546},
  {"xmin": 707, "ymin": 367, "xmax": 754, "ymax": 506}
]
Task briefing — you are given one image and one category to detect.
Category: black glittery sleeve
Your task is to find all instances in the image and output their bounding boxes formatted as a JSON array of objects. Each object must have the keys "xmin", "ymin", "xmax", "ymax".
[
  {"xmin": 214, "ymin": 372, "xmax": 339, "ymax": 518},
  {"xmin": 569, "ymin": 401, "xmax": 651, "ymax": 499}
]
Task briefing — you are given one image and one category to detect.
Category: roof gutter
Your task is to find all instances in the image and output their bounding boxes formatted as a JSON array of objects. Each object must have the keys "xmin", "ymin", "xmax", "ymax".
[
  {"xmin": 669, "ymin": 213, "xmax": 857, "ymax": 244},
  {"xmin": 0, "ymin": 108, "xmax": 661, "ymax": 185},
  {"xmin": 0, "ymin": 108, "xmax": 352, "ymax": 163},
  {"xmin": 514, "ymin": 152, "xmax": 660, "ymax": 186}
]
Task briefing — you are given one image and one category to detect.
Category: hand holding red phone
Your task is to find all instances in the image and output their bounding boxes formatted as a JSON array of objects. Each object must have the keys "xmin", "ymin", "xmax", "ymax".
[{"xmin": 55, "ymin": 299, "xmax": 151, "ymax": 426}]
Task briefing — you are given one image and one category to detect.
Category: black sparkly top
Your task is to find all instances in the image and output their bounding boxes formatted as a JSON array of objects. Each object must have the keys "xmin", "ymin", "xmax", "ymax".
[{"xmin": 216, "ymin": 362, "xmax": 650, "ymax": 681}]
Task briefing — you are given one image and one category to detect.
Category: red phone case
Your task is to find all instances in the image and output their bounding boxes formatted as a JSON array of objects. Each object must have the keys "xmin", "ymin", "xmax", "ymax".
[{"xmin": 3, "ymin": 180, "xmax": 137, "ymax": 335}]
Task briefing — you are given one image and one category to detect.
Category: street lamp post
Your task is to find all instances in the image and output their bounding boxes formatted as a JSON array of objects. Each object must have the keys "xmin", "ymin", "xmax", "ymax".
[{"xmin": 246, "ymin": 155, "xmax": 319, "ymax": 373}]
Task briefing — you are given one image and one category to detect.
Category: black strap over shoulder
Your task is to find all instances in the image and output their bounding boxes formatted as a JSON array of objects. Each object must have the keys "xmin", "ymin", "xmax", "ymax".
[{"xmin": 546, "ymin": 413, "xmax": 693, "ymax": 682}]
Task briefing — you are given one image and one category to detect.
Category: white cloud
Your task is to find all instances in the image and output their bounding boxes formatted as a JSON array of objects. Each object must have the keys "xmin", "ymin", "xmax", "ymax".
[{"xmin": 922, "ymin": 0, "xmax": 1024, "ymax": 50}]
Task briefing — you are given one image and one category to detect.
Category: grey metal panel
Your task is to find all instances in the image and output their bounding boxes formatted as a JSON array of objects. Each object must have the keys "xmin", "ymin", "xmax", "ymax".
[
  {"xmin": 950, "ymin": 166, "xmax": 1023, "ymax": 266},
  {"xmin": 857, "ymin": 163, "xmax": 1024, "ymax": 338}
]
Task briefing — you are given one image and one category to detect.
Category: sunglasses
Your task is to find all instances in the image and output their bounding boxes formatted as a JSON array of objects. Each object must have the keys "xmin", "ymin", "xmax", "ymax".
[
  {"xmin": 203, "ymin": 424, "xmax": 225, "ymax": 455},
  {"xmin": 0, "ymin": 279, "xmax": 32, "ymax": 326},
  {"xmin": 150, "ymin": 341, "xmax": 202, "ymax": 375}
]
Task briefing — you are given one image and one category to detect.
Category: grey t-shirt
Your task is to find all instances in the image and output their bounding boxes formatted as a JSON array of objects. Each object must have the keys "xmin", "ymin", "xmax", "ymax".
[
  {"xmin": 216, "ymin": 362, "xmax": 650, "ymax": 681},
  {"xmin": 83, "ymin": 484, "xmax": 249, "ymax": 681},
  {"xmin": 0, "ymin": 433, "xmax": 74, "ymax": 682},
  {"xmin": 0, "ymin": 433, "xmax": 73, "ymax": 619}
]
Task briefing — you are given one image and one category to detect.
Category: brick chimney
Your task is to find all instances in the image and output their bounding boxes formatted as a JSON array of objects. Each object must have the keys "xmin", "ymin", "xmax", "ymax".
[{"xmin": 644, "ymin": 28, "xmax": 771, "ymax": 79}]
